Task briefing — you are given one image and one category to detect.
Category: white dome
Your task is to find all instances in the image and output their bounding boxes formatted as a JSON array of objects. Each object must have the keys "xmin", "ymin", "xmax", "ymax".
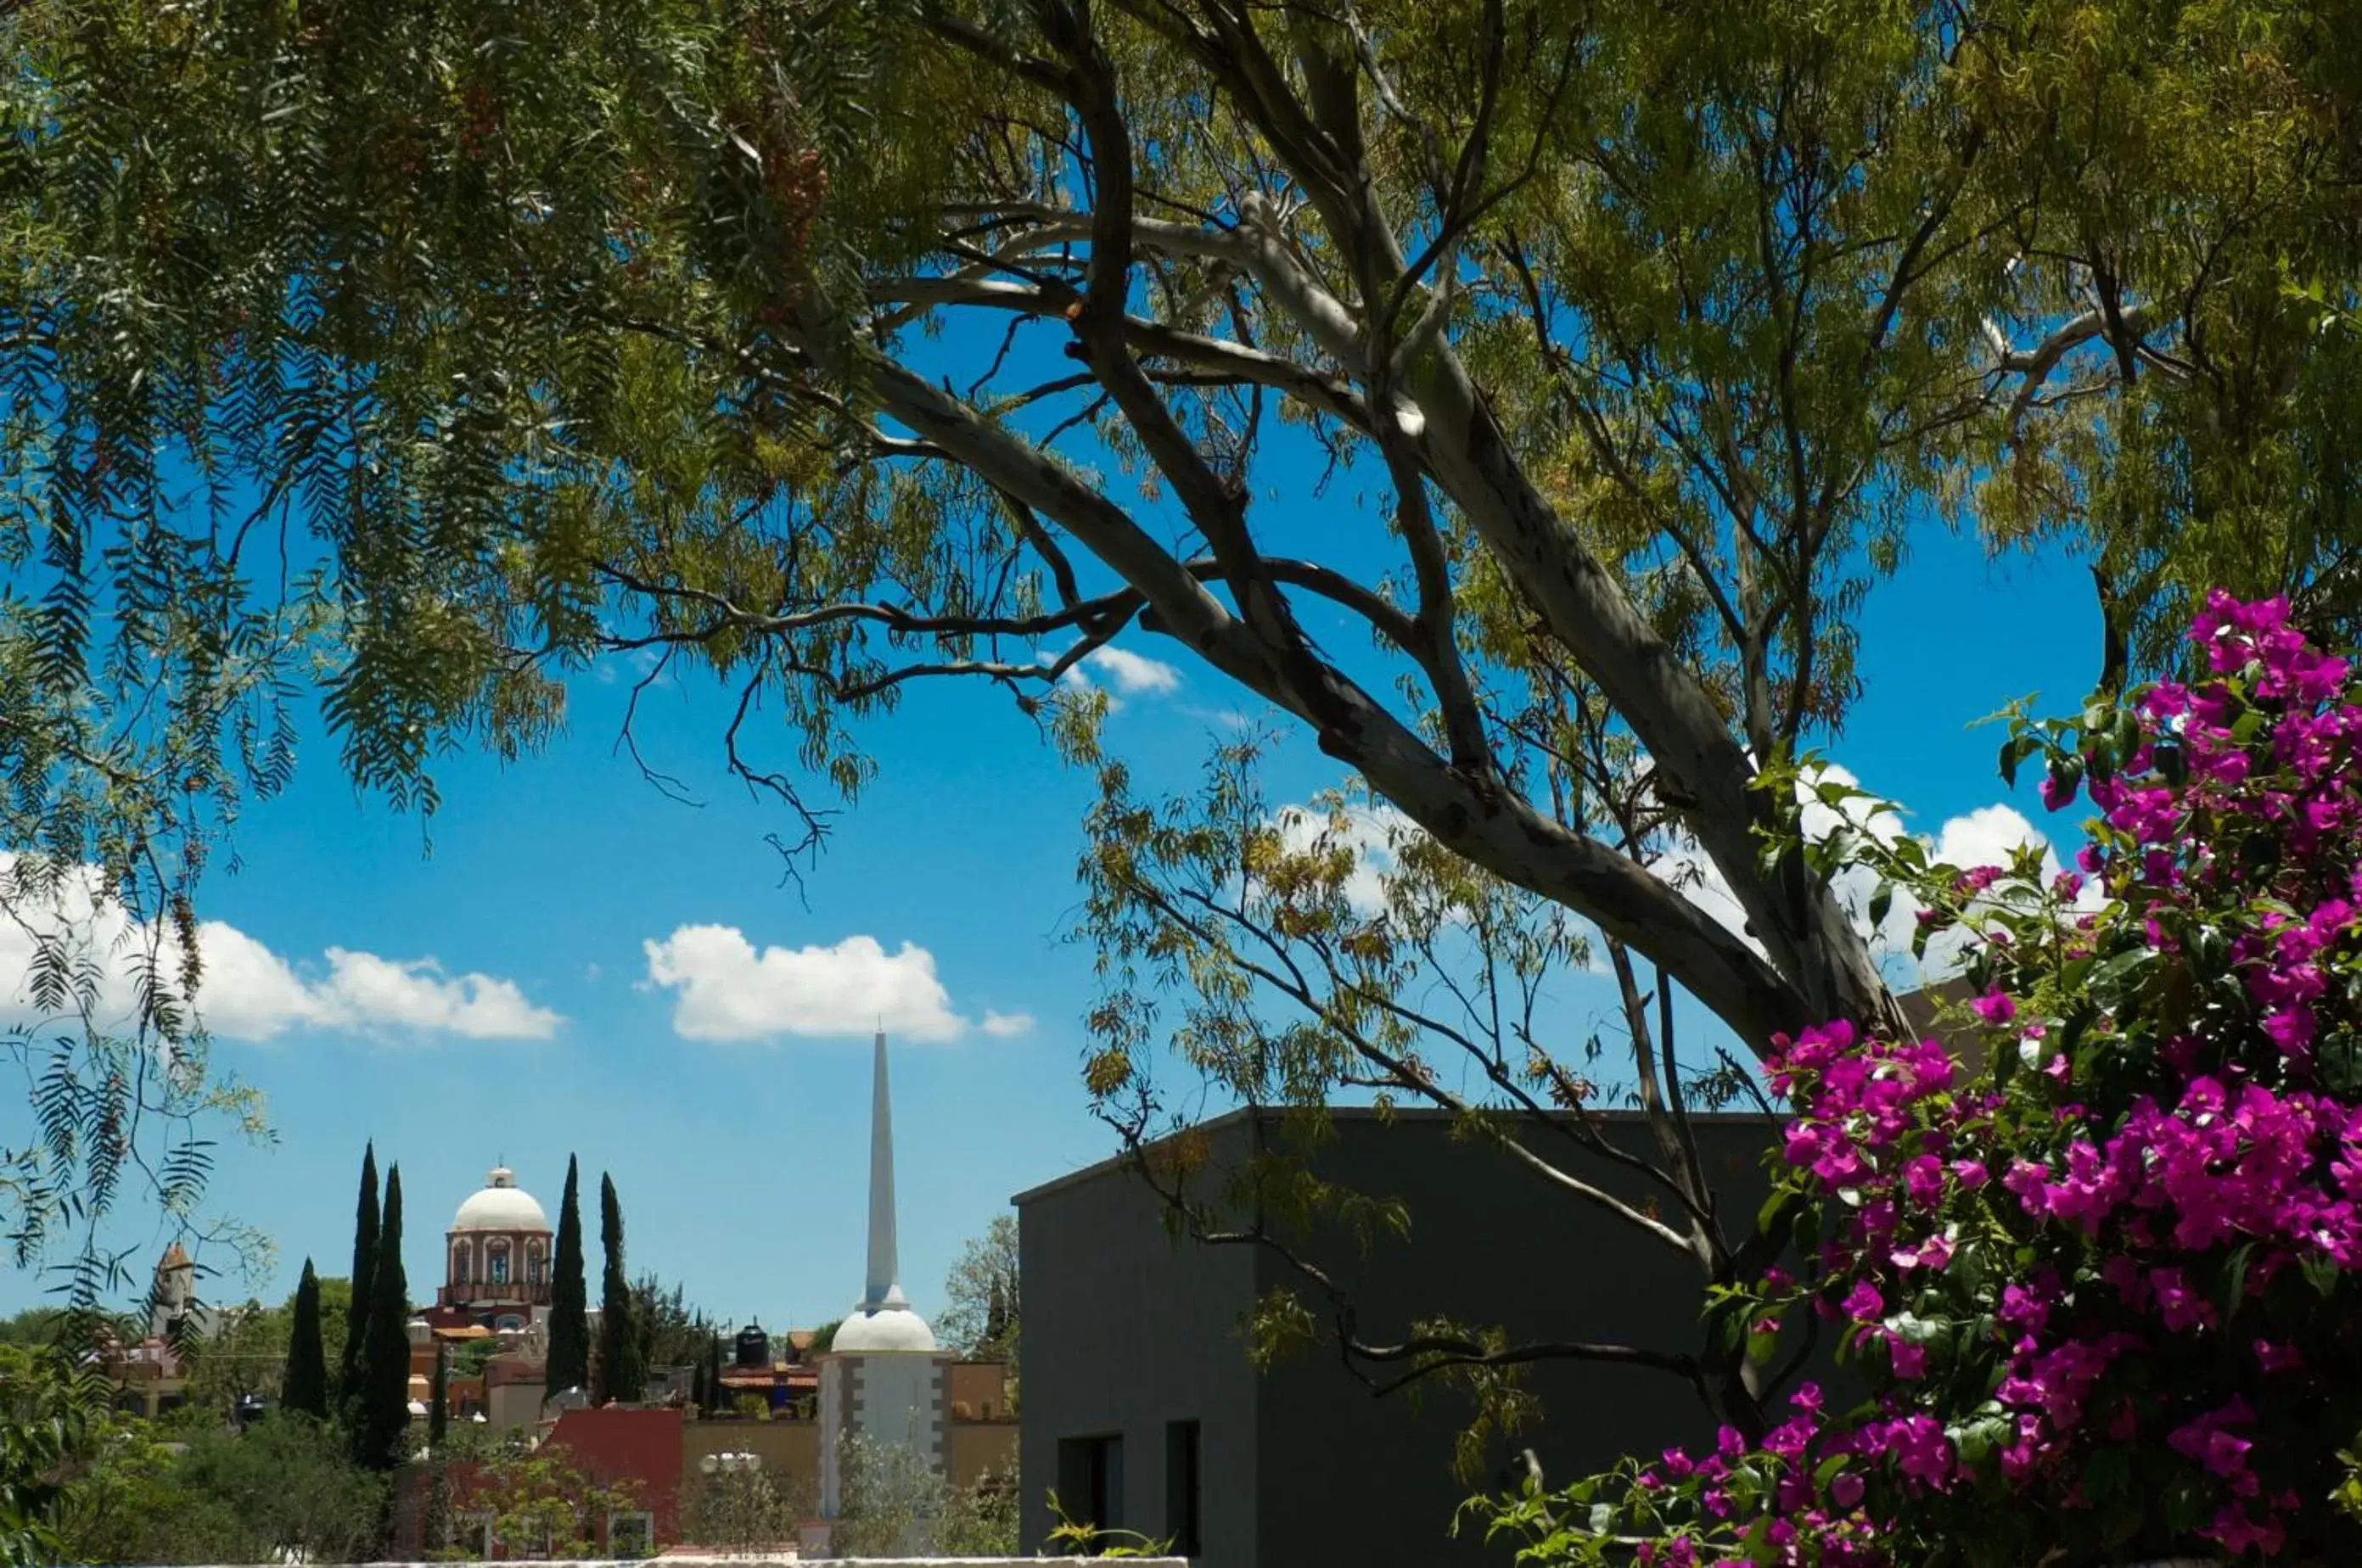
[
  {"xmin": 451, "ymin": 1166, "xmax": 550, "ymax": 1233},
  {"xmin": 831, "ymin": 1304, "xmax": 938, "ymax": 1353}
]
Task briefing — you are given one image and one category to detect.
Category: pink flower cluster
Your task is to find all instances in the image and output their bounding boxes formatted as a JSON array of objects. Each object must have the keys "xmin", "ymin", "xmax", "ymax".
[
  {"xmin": 1585, "ymin": 597, "xmax": 2362, "ymax": 1564},
  {"xmin": 1630, "ymin": 1386, "xmax": 1894, "ymax": 1568}
]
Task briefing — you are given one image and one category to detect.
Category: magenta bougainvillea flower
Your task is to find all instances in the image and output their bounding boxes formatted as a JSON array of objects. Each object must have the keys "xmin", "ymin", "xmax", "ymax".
[{"xmin": 1478, "ymin": 596, "xmax": 2362, "ymax": 1566}]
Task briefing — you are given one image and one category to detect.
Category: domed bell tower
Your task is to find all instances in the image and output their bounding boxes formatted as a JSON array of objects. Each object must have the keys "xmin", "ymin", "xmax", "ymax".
[{"xmin": 441, "ymin": 1165, "xmax": 554, "ymax": 1327}]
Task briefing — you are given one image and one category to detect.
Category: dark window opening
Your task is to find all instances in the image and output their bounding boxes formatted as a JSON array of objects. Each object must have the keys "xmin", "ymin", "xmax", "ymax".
[
  {"xmin": 1164, "ymin": 1420, "xmax": 1201, "ymax": 1558},
  {"xmin": 1057, "ymin": 1434, "xmax": 1124, "ymax": 1549}
]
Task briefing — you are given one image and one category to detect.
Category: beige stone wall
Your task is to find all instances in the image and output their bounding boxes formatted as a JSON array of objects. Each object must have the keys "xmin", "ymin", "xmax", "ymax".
[
  {"xmin": 944, "ymin": 1360, "xmax": 1013, "ymax": 1422},
  {"xmin": 682, "ymin": 1416, "xmax": 823, "ymax": 1503},
  {"xmin": 484, "ymin": 1379, "xmax": 542, "ymax": 1433},
  {"xmin": 946, "ymin": 1422, "xmax": 1017, "ymax": 1490}
]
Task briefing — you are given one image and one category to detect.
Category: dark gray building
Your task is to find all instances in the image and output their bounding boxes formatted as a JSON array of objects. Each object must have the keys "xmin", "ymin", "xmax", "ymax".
[{"xmin": 1015, "ymin": 1107, "xmax": 1793, "ymax": 1567}]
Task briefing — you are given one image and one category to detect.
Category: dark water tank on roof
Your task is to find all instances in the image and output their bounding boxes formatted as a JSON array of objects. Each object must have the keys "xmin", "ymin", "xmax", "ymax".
[{"xmin": 734, "ymin": 1321, "xmax": 770, "ymax": 1368}]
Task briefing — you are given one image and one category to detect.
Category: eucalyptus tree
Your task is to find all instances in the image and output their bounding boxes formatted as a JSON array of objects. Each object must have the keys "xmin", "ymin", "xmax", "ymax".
[{"xmin": 2, "ymin": 0, "xmax": 2357, "ymax": 1452}]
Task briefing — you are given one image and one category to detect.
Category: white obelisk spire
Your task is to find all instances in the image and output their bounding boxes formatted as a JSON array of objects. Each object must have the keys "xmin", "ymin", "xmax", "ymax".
[
  {"xmin": 820, "ymin": 1028, "xmax": 940, "ymax": 1528},
  {"xmin": 861, "ymin": 1029, "xmax": 909, "ymax": 1311}
]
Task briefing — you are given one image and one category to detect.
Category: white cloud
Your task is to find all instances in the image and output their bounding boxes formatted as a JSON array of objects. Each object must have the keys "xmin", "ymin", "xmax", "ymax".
[
  {"xmin": 309, "ymin": 948, "xmax": 559, "ymax": 1040},
  {"xmin": 1647, "ymin": 766, "xmax": 2100, "ymax": 983},
  {"xmin": 1179, "ymin": 704, "xmax": 1257, "ymax": 731},
  {"xmin": 0, "ymin": 856, "xmax": 560, "ymax": 1043},
  {"xmin": 981, "ymin": 1010, "xmax": 1036, "ymax": 1038},
  {"xmin": 192, "ymin": 920, "xmax": 331, "ymax": 1039},
  {"xmin": 1085, "ymin": 646, "xmax": 1181, "ymax": 695},
  {"xmin": 1038, "ymin": 642, "xmax": 1184, "ymax": 710},
  {"xmin": 1931, "ymin": 804, "xmax": 2049, "ymax": 875},
  {"xmin": 641, "ymin": 926, "xmax": 972, "ymax": 1042}
]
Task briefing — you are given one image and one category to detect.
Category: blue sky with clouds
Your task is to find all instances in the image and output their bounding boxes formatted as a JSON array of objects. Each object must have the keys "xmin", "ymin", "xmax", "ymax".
[{"xmin": 1, "ymin": 400, "xmax": 2112, "ymax": 1339}]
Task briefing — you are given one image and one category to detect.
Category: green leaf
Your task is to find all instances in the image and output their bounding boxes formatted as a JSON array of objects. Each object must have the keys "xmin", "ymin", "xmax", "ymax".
[
  {"xmin": 2219, "ymin": 1241, "xmax": 2254, "ymax": 1319},
  {"xmin": 2083, "ymin": 1443, "xmax": 2132, "ymax": 1501},
  {"xmin": 2084, "ymin": 945, "xmax": 2154, "ymax": 1005},
  {"xmin": 1998, "ymin": 733, "xmax": 2031, "ymax": 789}
]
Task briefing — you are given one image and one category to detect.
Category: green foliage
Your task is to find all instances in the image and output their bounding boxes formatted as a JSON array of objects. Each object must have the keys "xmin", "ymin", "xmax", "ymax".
[
  {"xmin": 0, "ymin": 2, "xmax": 2354, "ymax": 1550},
  {"xmin": 308, "ymin": 1274, "xmax": 354, "ymax": 1392},
  {"xmin": 0, "ymin": 0, "xmax": 2348, "ymax": 1135},
  {"xmin": 938, "ymin": 1217, "xmax": 1018, "ymax": 1409},
  {"xmin": 631, "ymin": 1273, "xmax": 713, "ymax": 1375},
  {"xmin": 546, "ymin": 1156, "xmax": 589, "ymax": 1399},
  {"xmin": 0, "ymin": 1345, "xmax": 99, "ymax": 1566},
  {"xmin": 595, "ymin": 1173, "xmax": 643, "ymax": 1403},
  {"xmin": 469, "ymin": 1448, "xmax": 640, "ymax": 1560},
  {"xmin": 48, "ymin": 1414, "xmax": 237, "ymax": 1565},
  {"xmin": 354, "ymin": 1164, "xmax": 410, "ymax": 1471},
  {"xmin": 937, "ymin": 1215, "xmax": 1019, "ymax": 1369},
  {"xmin": 680, "ymin": 1461, "xmax": 807, "ymax": 1550},
  {"xmin": 806, "ymin": 1319, "xmax": 841, "ymax": 1355},
  {"xmin": 180, "ymin": 1295, "xmax": 289, "ymax": 1420},
  {"xmin": 49, "ymin": 1409, "xmax": 385, "ymax": 1566},
  {"xmin": 832, "ymin": 1434, "xmax": 1017, "ymax": 1559},
  {"xmin": 1042, "ymin": 1489, "xmax": 1170, "ymax": 1559},
  {"xmin": 426, "ymin": 1420, "xmax": 532, "ymax": 1467},
  {"xmin": 0, "ymin": 1311, "xmax": 62, "ymax": 1350}
]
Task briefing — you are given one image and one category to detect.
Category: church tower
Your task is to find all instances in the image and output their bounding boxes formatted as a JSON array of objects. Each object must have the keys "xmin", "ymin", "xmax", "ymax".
[
  {"xmin": 818, "ymin": 1030, "xmax": 951, "ymax": 1521},
  {"xmin": 149, "ymin": 1241, "xmax": 195, "ymax": 1339}
]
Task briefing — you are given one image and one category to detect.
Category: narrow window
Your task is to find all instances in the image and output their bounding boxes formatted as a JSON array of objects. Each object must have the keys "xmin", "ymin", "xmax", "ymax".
[
  {"xmin": 607, "ymin": 1510, "xmax": 655, "ymax": 1559},
  {"xmin": 1164, "ymin": 1420, "xmax": 1201, "ymax": 1557},
  {"xmin": 1056, "ymin": 1434, "xmax": 1124, "ymax": 1548}
]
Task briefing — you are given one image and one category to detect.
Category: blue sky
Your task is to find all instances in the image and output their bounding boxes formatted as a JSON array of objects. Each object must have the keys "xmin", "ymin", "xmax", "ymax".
[{"xmin": 1, "ymin": 423, "xmax": 2108, "ymax": 1340}]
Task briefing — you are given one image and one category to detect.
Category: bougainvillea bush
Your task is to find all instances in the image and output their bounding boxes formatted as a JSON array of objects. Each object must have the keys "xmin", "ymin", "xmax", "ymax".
[{"xmin": 1478, "ymin": 596, "xmax": 2362, "ymax": 1567}]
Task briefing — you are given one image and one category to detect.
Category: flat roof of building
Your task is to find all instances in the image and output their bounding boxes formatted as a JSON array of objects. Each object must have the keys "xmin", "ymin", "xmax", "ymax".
[{"xmin": 1008, "ymin": 1101, "xmax": 1781, "ymax": 1207}]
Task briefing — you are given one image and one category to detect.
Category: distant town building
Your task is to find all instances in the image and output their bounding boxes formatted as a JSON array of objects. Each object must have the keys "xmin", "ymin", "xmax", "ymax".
[
  {"xmin": 93, "ymin": 1241, "xmax": 212, "ymax": 1419},
  {"xmin": 713, "ymin": 1321, "xmax": 818, "ymax": 1414},
  {"xmin": 396, "ymin": 1163, "xmax": 565, "ymax": 1435},
  {"xmin": 435, "ymin": 1165, "xmax": 553, "ymax": 1328}
]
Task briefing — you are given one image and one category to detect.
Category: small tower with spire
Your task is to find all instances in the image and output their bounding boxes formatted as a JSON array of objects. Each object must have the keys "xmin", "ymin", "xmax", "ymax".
[
  {"xmin": 149, "ymin": 1241, "xmax": 196, "ymax": 1340},
  {"xmin": 817, "ymin": 1030, "xmax": 951, "ymax": 1525}
]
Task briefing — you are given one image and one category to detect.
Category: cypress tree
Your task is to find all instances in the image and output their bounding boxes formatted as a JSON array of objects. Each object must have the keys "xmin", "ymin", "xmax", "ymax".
[
  {"xmin": 545, "ymin": 1154, "xmax": 589, "ymax": 1398},
  {"xmin": 356, "ymin": 1162, "xmax": 412, "ymax": 1470},
  {"xmin": 283, "ymin": 1258, "xmax": 329, "ymax": 1420},
  {"xmin": 340, "ymin": 1143, "xmax": 379, "ymax": 1405},
  {"xmin": 595, "ymin": 1173, "xmax": 644, "ymax": 1403}
]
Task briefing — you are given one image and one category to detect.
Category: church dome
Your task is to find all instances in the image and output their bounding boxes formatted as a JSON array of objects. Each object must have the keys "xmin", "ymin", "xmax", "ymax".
[
  {"xmin": 831, "ymin": 1302, "xmax": 938, "ymax": 1353},
  {"xmin": 452, "ymin": 1166, "xmax": 550, "ymax": 1233}
]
